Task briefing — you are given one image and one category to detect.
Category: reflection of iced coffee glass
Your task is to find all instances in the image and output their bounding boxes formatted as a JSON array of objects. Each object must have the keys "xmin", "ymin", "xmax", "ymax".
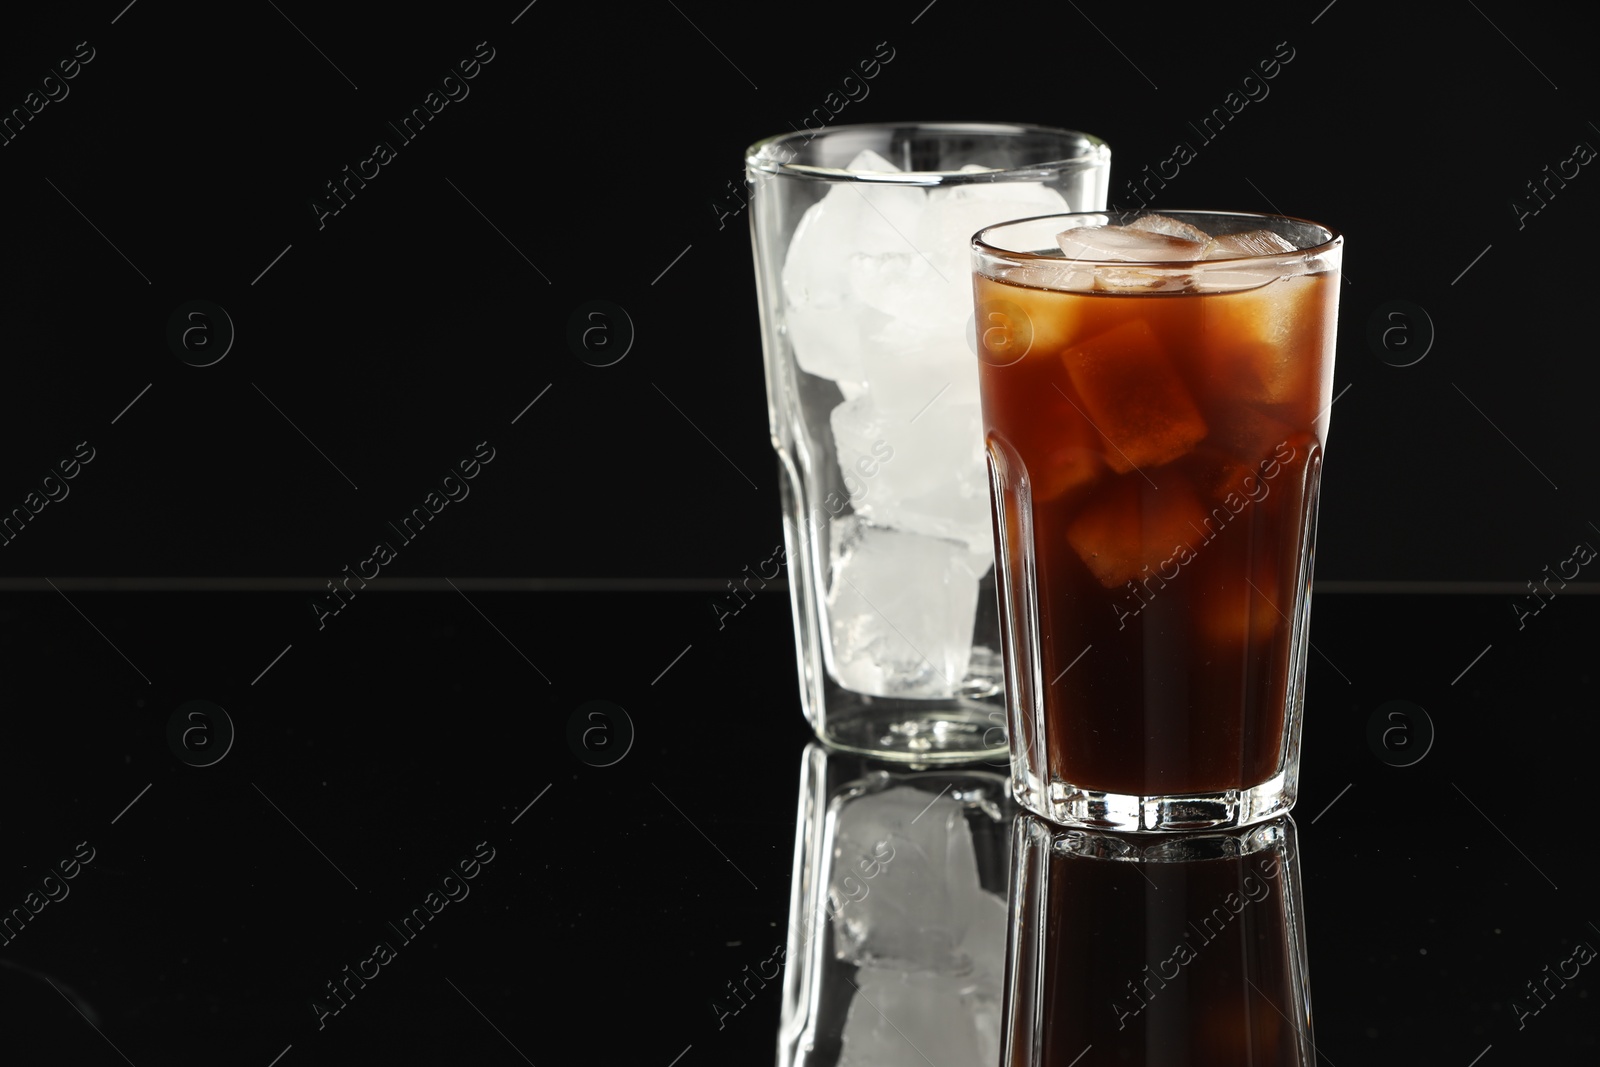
[
  {"xmin": 972, "ymin": 211, "xmax": 1342, "ymax": 831},
  {"xmin": 1003, "ymin": 815, "xmax": 1314, "ymax": 1064}
]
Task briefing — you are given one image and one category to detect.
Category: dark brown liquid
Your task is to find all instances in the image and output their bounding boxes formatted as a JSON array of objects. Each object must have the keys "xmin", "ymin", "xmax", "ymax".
[{"xmin": 977, "ymin": 271, "xmax": 1336, "ymax": 796}]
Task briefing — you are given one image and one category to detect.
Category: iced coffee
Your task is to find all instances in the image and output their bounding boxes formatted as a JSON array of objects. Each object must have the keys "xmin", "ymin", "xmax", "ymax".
[{"xmin": 972, "ymin": 210, "xmax": 1342, "ymax": 831}]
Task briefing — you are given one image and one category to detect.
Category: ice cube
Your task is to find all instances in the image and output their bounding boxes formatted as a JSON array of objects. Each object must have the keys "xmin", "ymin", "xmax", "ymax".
[
  {"xmin": 1065, "ymin": 475, "xmax": 1208, "ymax": 588},
  {"xmin": 992, "ymin": 258, "xmax": 1098, "ymax": 295},
  {"xmin": 1204, "ymin": 458, "xmax": 1275, "ymax": 511},
  {"xmin": 1196, "ymin": 274, "xmax": 1335, "ymax": 402},
  {"xmin": 830, "ymin": 395, "xmax": 994, "ymax": 553},
  {"xmin": 1215, "ymin": 406, "xmax": 1298, "ymax": 465},
  {"xmin": 837, "ymin": 968, "xmax": 1000, "ymax": 1067},
  {"xmin": 1055, "ymin": 224, "xmax": 1207, "ymax": 263},
  {"xmin": 1060, "ymin": 319, "xmax": 1208, "ymax": 474},
  {"xmin": 1197, "ymin": 567, "xmax": 1283, "ymax": 645},
  {"xmin": 1031, "ymin": 435, "xmax": 1102, "ymax": 502},
  {"xmin": 1054, "ymin": 221, "xmax": 1208, "ymax": 292},
  {"xmin": 1192, "ymin": 407, "xmax": 1298, "ymax": 502},
  {"xmin": 826, "ymin": 517, "xmax": 988, "ymax": 697},
  {"xmin": 781, "ymin": 151, "xmax": 927, "ymax": 385},
  {"xmin": 999, "ymin": 388, "xmax": 1103, "ymax": 503},
  {"xmin": 798, "ymin": 166, "xmax": 1076, "ymax": 588},
  {"xmin": 782, "ymin": 304, "xmax": 873, "ymax": 389},
  {"xmin": 1190, "ymin": 231, "xmax": 1301, "ymax": 291},
  {"xmin": 919, "ymin": 180, "xmax": 1071, "ymax": 285},
  {"xmin": 974, "ymin": 273, "xmax": 1102, "ymax": 366},
  {"xmin": 842, "ymin": 148, "xmax": 903, "ymax": 174},
  {"xmin": 857, "ymin": 314, "xmax": 980, "ymax": 415},
  {"xmin": 1204, "ymin": 228, "xmax": 1297, "ymax": 258},
  {"xmin": 1129, "ymin": 213, "xmax": 1213, "ymax": 244},
  {"xmin": 848, "ymin": 250, "xmax": 951, "ymax": 336},
  {"xmin": 828, "ymin": 785, "xmax": 981, "ymax": 970},
  {"xmin": 1049, "ymin": 225, "xmax": 1203, "ymax": 292},
  {"xmin": 850, "ymin": 179, "xmax": 1070, "ymax": 399}
]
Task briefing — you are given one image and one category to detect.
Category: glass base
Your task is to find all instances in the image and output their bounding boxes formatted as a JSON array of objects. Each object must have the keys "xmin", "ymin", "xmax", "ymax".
[
  {"xmin": 818, "ymin": 703, "xmax": 1008, "ymax": 764},
  {"xmin": 1015, "ymin": 768, "xmax": 1295, "ymax": 832}
]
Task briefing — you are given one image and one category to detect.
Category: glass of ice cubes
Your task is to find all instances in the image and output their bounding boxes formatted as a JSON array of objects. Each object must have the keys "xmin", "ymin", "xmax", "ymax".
[{"xmin": 745, "ymin": 123, "xmax": 1111, "ymax": 761}]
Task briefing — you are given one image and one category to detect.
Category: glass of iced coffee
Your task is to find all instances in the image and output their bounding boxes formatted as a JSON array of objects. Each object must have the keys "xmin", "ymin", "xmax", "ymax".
[{"xmin": 971, "ymin": 210, "xmax": 1342, "ymax": 831}]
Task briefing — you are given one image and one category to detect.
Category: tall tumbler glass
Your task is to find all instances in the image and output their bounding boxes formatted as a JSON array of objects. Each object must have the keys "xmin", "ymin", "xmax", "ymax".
[
  {"xmin": 972, "ymin": 211, "xmax": 1342, "ymax": 829},
  {"xmin": 746, "ymin": 123, "xmax": 1111, "ymax": 762}
]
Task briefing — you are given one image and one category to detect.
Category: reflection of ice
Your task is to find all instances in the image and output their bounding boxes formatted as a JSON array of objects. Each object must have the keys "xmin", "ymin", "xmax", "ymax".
[
  {"xmin": 962, "ymin": 887, "xmax": 1009, "ymax": 992},
  {"xmin": 826, "ymin": 518, "xmax": 987, "ymax": 699},
  {"xmin": 829, "ymin": 784, "xmax": 1008, "ymax": 1066},
  {"xmin": 782, "ymin": 153, "xmax": 1069, "ymax": 695},
  {"xmin": 838, "ymin": 967, "xmax": 1001, "ymax": 1067},
  {"xmin": 830, "ymin": 785, "xmax": 976, "ymax": 969}
]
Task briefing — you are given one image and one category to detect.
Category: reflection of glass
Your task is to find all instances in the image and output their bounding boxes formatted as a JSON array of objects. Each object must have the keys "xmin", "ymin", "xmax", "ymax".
[
  {"xmin": 1003, "ymin": 814, "xmax": 1313, "ymax": 1065},
  {"xmin": 973, "ymin": 211, "xmax": 1343, "ymax": 830},
  {"xmin": 745, "ymin": 124, "xmax": 1110, "ymax": 763},
  {"xmin": 779, "ymin": 743, "xmax": 1016, "ymax": 1066}
]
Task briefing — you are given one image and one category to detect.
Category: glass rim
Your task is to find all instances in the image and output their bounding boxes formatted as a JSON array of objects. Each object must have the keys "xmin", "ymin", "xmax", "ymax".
[
  {"xmin": 974, "ymin": 208, "xmax": 1343, "ymax": 268},
  {"xmin": 743, "ymin": 121, "xmax": 1111, "ymax": 184}
]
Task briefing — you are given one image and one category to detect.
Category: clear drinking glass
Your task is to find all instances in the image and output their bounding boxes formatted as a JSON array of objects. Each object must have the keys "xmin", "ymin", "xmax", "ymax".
[
  {"xmin": 972, "ymin": 210, "xmax": 1342, "ymax": 830},
  {"xmin": 1002, "ymin": 815, "xmax": 1313, "ymax": 1064},
  {"xmin": 746, "ymin": 123, "xmax": 1111, "ymax": 762}
]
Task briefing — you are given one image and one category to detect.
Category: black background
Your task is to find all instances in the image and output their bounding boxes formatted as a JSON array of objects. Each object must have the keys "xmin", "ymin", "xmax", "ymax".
[
  {"xmin": 0, "ymin": 2, "xmax": 1596, "ymax": 1065},
  {"xmin": 0, "ymin": 0, "xmax": 1594, "ymax": 581}
]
